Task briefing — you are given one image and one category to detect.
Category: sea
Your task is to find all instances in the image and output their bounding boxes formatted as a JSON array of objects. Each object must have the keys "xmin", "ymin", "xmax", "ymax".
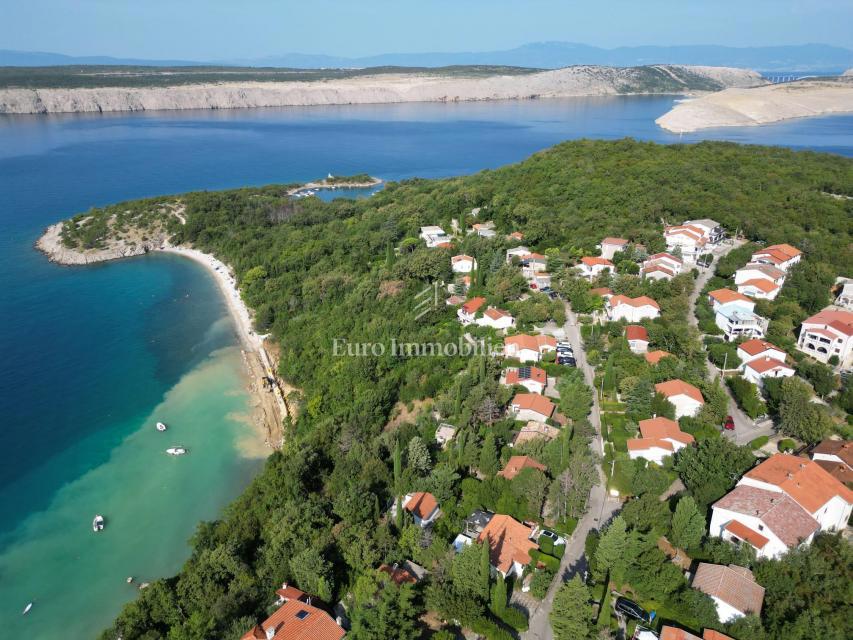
[{"xmin": 1, "ymin": 96, "xmax": 851, "ymax": 638}]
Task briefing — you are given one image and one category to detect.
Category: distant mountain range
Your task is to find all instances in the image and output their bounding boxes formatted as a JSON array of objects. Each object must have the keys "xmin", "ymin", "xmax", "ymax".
[{"xmin": 3, "ymin": 42, "xmax": 853, "ymax": 73}]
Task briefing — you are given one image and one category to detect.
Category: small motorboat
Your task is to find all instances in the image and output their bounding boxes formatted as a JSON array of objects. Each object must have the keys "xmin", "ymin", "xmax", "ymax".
[
  {"xmin": 93, "ymin": 515, "xmax": 105, "ymax": 532},
  {"xmin": 156, "ymin": 422, "xmax": 167, "ymax": 432},
  {"xmin": 166, "ymin": 447, "xmax": 187, "ymax": 456},
  {"xmin": 22, "ymin": 602, "xmax": 33, "ymax": 615}
]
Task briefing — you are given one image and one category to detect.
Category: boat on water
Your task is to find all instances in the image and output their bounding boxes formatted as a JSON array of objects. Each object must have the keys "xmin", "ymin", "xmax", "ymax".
[
  {"xmin": 22, "ymin": 602, "xmax": 33, "ymax": 615},
  {"xmin": 156, "ymin": 422, "xmax": 167, "ymax": 432},
  {"xmin": 166, "ymin": 447, "xmax": 187, "ymax": 456},
  {"xmin": 92, "ymin": 515, "xmax": 105, "ymax": 532}
]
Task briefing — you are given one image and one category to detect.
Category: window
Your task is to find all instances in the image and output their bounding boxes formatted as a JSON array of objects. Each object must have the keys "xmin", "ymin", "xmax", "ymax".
[
  {"xmin": 295, "ymin": 610, "xmax": 310, "ymax": 620},
  {"xmin": 757, "ymin": 524, "xmax": 764, "ymax": 531}
]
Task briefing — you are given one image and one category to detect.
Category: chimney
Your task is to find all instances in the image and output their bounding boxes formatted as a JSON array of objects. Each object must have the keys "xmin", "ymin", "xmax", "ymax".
[{"xmin": 265, "ymin": 624, "xmax": 276, "ymax": 640}]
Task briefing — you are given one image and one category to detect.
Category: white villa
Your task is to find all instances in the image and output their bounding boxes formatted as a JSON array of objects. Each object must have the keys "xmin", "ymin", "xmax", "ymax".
[
  {"xmin": 420, "ymin": 225, "xmax": 451, "ymax": 248},
  {"xmin": 608, "ymin": 295, "xmax": 661, "ymax": 323},
  {"xmin": 597, "ymin": 237, "xmax": 629, "ymax": 260},
  {"xmin": 641, "ymin": 252, "xmax": 683, "ymax": 281},
  {"xmin": 715, "ymin": 302, "xmax": 768, "ymax": 341},
  {"xmin": 796, "ymin": 308, "xmax": 853, "ymax": 367},
  {"xmin": 451, "ymin": 254, "xmax": 477, "ymax": 273},
  {"xmin": 476, "ymin": 307, "xmax": 515, "ymax": 331},
  {"xmin": 627, "ymin": 417, "xmax": 695, "ymax": 465},
  {"xmin": 655, "ymin": 379, "xmax": 704, "ymax": 418},
  {"xmin": 750, "ymin": 244, "xmax": 802, "ymax": 272},
  {"xmin": 578, "ymin": 256, "xmax": 615, "ymax": 280}
]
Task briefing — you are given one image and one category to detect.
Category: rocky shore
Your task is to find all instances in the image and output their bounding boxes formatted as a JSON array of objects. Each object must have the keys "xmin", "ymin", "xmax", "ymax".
[
  {"xmin": 656, "ymin": 78, "xmax": 853, "ymax": 132},
  {"xmin": 1, "ymin": 65, "xmax": 763, "ymax": 115},
  {"xmin": 35, "ymin": 221, "xmax": 172, "ymax": 265}
]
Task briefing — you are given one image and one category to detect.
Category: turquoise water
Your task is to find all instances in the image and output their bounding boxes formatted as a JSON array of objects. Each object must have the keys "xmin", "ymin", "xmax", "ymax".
[{"xmin": 1, "ymin": 96, "xmax": 851, "ymax": 638}]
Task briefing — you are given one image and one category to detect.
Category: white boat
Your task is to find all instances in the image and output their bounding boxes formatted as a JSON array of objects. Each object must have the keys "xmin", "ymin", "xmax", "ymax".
[
  {"xmin": 93, "ymin": 515, "xmax": 105, "ymax": 532},
  {"xmin": 156, "ymin": 422, "xmax": 167, "ymax": 432},
  {"xmin": 22, "ymin": 602, "xmax": 33, "ymax": 615},
  {"xmin": 166, "ymin": 447, "xmax": 187, "ymax": 456}
]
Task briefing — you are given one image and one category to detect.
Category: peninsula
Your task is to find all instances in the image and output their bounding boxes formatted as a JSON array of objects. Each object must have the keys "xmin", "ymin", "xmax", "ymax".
[
  {"xmin": 657, "ymin": 76, "xmax": 853, "ymax": 132},
  {"xmin": 1, "ymin": 64, "xmax": 762, "ymax": 114}
]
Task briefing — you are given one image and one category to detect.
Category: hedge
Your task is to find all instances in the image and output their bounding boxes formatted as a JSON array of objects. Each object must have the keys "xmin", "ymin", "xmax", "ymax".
[
  {"xmin": 778, "ymin": 438, "xmax": 797, "ymax": 452},
  {"xmin": 529, "ymin": 549, "xmax": 560, "ymax": 572},
  {"xmin": 491, "ymin": 604, "xmax": 529, "ymax": 631},
  {"xmin": 749, "ymin": 435, "xmax": 769, "ymax": 450}
]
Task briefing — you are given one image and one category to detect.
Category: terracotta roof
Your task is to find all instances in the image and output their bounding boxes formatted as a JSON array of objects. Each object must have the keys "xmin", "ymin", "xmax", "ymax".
[
  {"xmin": 275, "ymin": 585, "xmax": 308, "ymax": 603},
  {"xmin": 643, "ymin": 264, "xmax": 676, "ymax": 277},
  {"xmin": 461, "ymin": 297, "xmax": 486, "ymax": 314},
  {"xmin": 744, "ymin": 357, "xmax": 793, "ymax": 375},
  {"xmin": 452, "ymin": 254, "xmax": 474, "ymax": 263},
  {"xmin": 703, "ymin": 631, "xmax": 735, "ymax": 640},
  {"xmin": 627, "ymin": 437, "xmax": 674, "ymax": 452},
  {"xmin": 590, "ymin": 287, "xmax": 613, "ymax": 296},
  {"xmin": 625, "ymin": 325, "xmax": 649, "ymax": 341},
  {"xmin": 713, "ymin": 484, "xmax": 819, "ymax": 548},
  {"xmin": 581, "ymin": 256, "xmax": 614, "ymax": 267},
  {"xmin": 505, "ymin": 366, "xmax": 547, "ymax": 386},
  {"xmin": 648, "ymin": 252, "xmax": 682, "ymax": 264},
  {"xmin": 513, "ymin": 421, "xmax": 561, "ymax": 446},
  {"xmin": 610, "ymin": 294, "xmax": 660, "ymax": 310},
  {"xmin": 484, "ymin": 307, "xmax": 512, "ymax": 321},
  {"xmin": 524, "ymin": 252, "xmax": 547, "ymax": 260},
  {"xmin": 812, "ymin": 439, "xmax": 853, "ymax": 468},
  {"xmin": 737, "ymin": 338, "xmax": 781, "ymax": 357},
  {"xmin": 436, "ymin": 241, "xmax": 453, "ymax": 249},
  {"xmin": 740, "ymin": 278, "xmax": 779, "ymax": 294},
  {"xmin": 379, "ymin": 563, "xmax": 418, "ymax": 585},
  {"xmin": 739, "ymin": 262, "xmax": 785, "ymax": 280},
  {"xmin": 511, "ymin": 394, "xmax": 555, "ymax": 419},
  {"xmin": 802, "ymin": 309, "xmax": 853, "ymax": 337},
  {"xmin": 813, "ymin": 460, "xmax": 853, "ymax": 486},
  {"xmin": 692, "ymin": 563, "xmax": 765, "ymax": 616},
  {"xmin": 708, "ymin": 289, "xmax": 752, "ymax": 305},
  {"xmin": 744, "ymin": 454, "xmax": 853, "ymax": 512},
  {"xmin": 723, "ymin": 520, "xmax": 769, "ymax": 550},
  {"xmin": 601, "ymin": 237, "xmax": 629, "ymax": 246},
  {"xmin": 509, "ymin": 231, "xmax": 524, "ymax": 240},
  {"xmin": 446, "ymin": 295, "xmax": 465, "ymax": 306},
  {"xmin": 242, "ymin": 599, "xmax": 345, "ymax": 640},
  {"xmin": 767, "ymin": 243, "xmax": 801, "ymax": 258},
  {"xmin": 655, "ymin": 379, "xmax": 704, "ymax": 404},
  {"xmin": 404, "ymin": 492, "xmax": 438, "ymax": 520},
  {"xmin": 498, "ymin": 454, "xmax": 547, "ymax": 480},
  {"xmin": 477, "ymin": 515, "xmax": 538, "ymax": 573},
  {"xmin": 504, "ymin": 334, "xmax": 556, "ymax": 354},
  {"xmin": 639, "ymin": 416, "xmax": 695, "ymax": 446},
  {"xmin": 660, "ymin": 627, "xmax": 702, "ymax": 640},
  {"xmin": 645, "ymin": 350, "xmax": 673, "ymax": 364},
  {"xmin": 753, "ymin": 243, "xmax": 801, "ymax": 262}
]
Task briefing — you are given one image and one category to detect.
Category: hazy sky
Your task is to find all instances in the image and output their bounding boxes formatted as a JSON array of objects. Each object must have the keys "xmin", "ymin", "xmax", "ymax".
[{"xmin": 3, "ymin": 0, "xmax": 852, "ymax": 60}]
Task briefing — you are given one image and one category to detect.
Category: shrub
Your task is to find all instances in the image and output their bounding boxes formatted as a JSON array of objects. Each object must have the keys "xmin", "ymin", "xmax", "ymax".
[
  {"xmin": 778, "ymin": 438, "xmax": 797, "ymax": 453},
  {"xmin": 539, "ymin": 535, "xmax": 555, "ymax": 556},
  {"xmin": 468, "ymin": 617, "xmax": 514, "ymax": 640},
  {"xmin": 530, "ymin": 568, "xmax": 554, "ymax": 599},
  {"xmin": 727, "ymin": 376, "xmax": 767, "ymax": 419},
  {"xmin": 529, "ymin": 549, "xmax": 560, "ymax": 572},
  {"xmin": 492, "ymin": 604, "xmax": 529, "ymax": 631},
  {"xmin": 749, "ymin": 435, "xmax": 769, "ymax": 450}
]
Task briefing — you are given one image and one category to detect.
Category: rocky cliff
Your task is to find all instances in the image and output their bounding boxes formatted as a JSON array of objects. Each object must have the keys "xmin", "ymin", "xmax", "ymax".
[{"xmin": 1, "ymin": 65, "xmax": 763, "ymax": 115}]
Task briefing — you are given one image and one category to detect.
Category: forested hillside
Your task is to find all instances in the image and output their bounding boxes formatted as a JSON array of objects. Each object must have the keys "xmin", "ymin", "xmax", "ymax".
[{"xmin": 85, "ymin": 139, "xmax": 852, "ymax": 639}]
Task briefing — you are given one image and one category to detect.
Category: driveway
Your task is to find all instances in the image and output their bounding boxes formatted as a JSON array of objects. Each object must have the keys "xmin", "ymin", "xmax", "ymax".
[{"xmin": 522, "ymin": 304, "xmax": 621, "ymax": 640}]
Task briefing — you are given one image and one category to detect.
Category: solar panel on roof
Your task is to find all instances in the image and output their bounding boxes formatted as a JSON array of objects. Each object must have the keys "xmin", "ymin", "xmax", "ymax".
[
  {"xmin": 518, "ymin": 366, "xmax": 531, "ymax": 379},
  {"xmin": 295, "ymin": 610, "xmax": 310, "ymax": 620}
]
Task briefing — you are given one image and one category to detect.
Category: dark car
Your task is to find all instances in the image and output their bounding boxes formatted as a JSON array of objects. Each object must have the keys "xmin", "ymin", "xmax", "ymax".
[
  {"xmin": 614, "ymin": 596, "xmax": 648, "ymax": 622},
  {"xmin": 724, "ymin": 415, "xmax": 735, "ymax": 430},
  {"xmin": 558, "ymin": 356, "xmax": 576, "ymax": 367}
]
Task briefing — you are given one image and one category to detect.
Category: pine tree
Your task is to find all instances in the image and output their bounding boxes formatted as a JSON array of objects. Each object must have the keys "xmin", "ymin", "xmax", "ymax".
[
  {"xmin": 670, "ymin": 496, "xmax": 705, "ymax": 550},
  {"xmin": 395, "ymin": 495, "xmax": 403, "ymax": 531},
  {"xmin": 480, "ymin": 539, "xmax": 492, "ymax": 599},
  {"xmin": 385, "ymin": 242, "xmax": 395, "ymax": 268},
  {"xmin": 407, "ymin": 436, "xmax": 431, "ymax": 474},
  {"xmin": 478, "ymin": 432, "xmax": 499, "ymax": 477},
  {"xmin": 491, "ymin": 575, "xmax": 507, "ymax": 612},
  {"xmin": 393, "ymin": 438, "xmax": 402, "ymax": 493},
  {"xmin": 550, "ymin": 576, "xmax": 592, "ymax": 640},
  {"xmin": 595, "ymin": 516, "xmax": 628, "ymax": 583}
]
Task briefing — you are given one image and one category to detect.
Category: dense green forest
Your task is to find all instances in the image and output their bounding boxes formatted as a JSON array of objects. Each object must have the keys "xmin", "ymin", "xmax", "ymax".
[{"xmin": 70, "ymin": 139, "xmax": 852, "ymax": 639}]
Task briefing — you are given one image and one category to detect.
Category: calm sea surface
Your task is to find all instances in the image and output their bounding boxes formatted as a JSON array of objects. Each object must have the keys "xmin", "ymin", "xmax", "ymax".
[{"xmin": 1, "ymin": 96, "xmax": 851, "ymax": 638}]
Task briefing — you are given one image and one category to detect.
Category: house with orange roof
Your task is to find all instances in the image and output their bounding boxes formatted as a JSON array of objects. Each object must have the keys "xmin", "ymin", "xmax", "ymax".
[
  {"xmin": 451, "ymin": 254, "xmax": 477, "ymax": 273},
  {"xmin": 810, "ymin": 439, "xmax": 853, "ymax": 486},
  {"xmin": 737, "ymin": 278, "xmax": 781, "ymax": 301},
  {"xmin": 736, "ymin": 338, "xmax": 786, "ymax": 365},
  {"xmin": 796, "ymin": 307, "xmax": 853, "ymax": 366},
  {"xmin": 241, "ymin": 588, "xmax": 345, "ymax": 640},
  {"xmin": 506, "ymin": 246, "xmax": 531, "ymax": 263},
  {"xmin": 477, "ymin": 514, "xmax": 539, "ymax": 579},
  {"xmin": 502, "ymin": 365, "xmax": 547, "ymax": 394},
  {"xmin": 471, "ymin": 221, "xmax": 497, "ymax": 238},
  {"xmin": 512, "ymin": 421, "xmax": 561, "ymax": 447},
  {"xmin": 508, "ymin": 231, "xmax": 524, "ymax": 241},
  {"xmin": 627, "ymin": 417, "xmax": 695, "ymax": 464},
  {"xmin": 402, "ymin": 491, "xmax": 441, "ymax": 528},
  {"xmin": 520, "ymin": 252, "xmax": 548, "ymax": 274},
  {"xmin": 625, "ymin": 325, "xmax": 650, "ymax": 353},
  {"xmin": 598, "ymin": 237, "xmax": 629, "ymax": 260},
  {"xmin": 707, "ymin": 289, "xmax": 754, "ymax": 311},
  {"xmin": 714, "ymin": 301, "xmax": 767, "ymax": 341},
  {"xmin": 655, "ymin": 379, "xmax": 704, "ymax": 418},
  {"xmin": 608, "ymin": 295, "xmax": 660, "ymax": 323},
  {"xmin": 504, "ymin": 334, "xmax": 557, "ymax": 363},
  {"xmin": 645, "ymin": 349, "xmax": 673, "ymax": 365},
  {"xmin": 641, "ymin": 252, "xmax": 683, "ymax": 281},
  {"xmin": 510, "ymin": 393, "xmax": 555, "ymax": 423},
  {"xmin": 750, "ymin": 243, "xmax": 802, "ymax": 272},
  {"xmin": 476, "ymin": 307, "xmax": 515, "ymax": 331},
  {"xmin": 734, "ymin": 262, "xmax": 785, "ymax": 286},
  {"xmin": 498, "ymin": 454, "xmax": 547, "ymax": 480},
  {"xmin": 691, "ymin": 563, "xmax": 764, "ymax": 623},
  {"xmin": 636, "ymin": 626, "xmax": 734, "ymax": 640},
  {"xmin": 742, "ymin": 356, "xmax": 794, "ymax": 385},
  {"xmin": 578, "ymin": 256, "xmax": 615, "ymax": 280},
  {"xmin": 664, "ymin": 220, "xmax": 721, "ymax": 263},
  {"xmin": 457, "ymin": 296, "xmax": 486, "ymax": 325}
]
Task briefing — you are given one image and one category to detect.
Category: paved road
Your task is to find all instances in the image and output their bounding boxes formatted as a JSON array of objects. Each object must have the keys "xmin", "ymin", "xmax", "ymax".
[
  {"xmin": 522, "ymin": 304, "xmax": 621, "ymax": 640},
  {"xmin": 687, "ymin": 243, "xmax": 775, "ymax": 446}
]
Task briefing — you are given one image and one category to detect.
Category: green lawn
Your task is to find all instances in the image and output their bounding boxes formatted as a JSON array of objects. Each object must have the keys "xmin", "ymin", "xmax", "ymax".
[
  {"xmin": 608, "ymin": 456, "xmax": 635, "ymax": 494},
  {"xmin": 603, "ymin": 413, "xmax": 635, "ymax": 453}
]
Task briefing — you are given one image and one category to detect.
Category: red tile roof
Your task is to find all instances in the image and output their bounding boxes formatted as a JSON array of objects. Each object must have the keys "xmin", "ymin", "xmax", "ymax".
[
  {"xmin": 740, "ymin": 278, "xmax": 779, "ymax": 294},
  {"xmin": 610, "ymin": 294, "xmax": 660, "ymax": 310},
  {"xmin": 452, "ymin": 254, "xmax": 474, "ymax": 263},
  {"xmin": 639, "ymin": 416, "xmax": 695, "ymax": 446},
  {"xmin": 379, "ymin": 563, "xmax": 418, "ymax": 585},
  {"xmin": 713, "ymin": 484, "xmax": 819, "ymax": 548},
  {"xmin": 812, "ymin": 439, "xmax": 853, "ymax": 468},
  {"xmin": 802, "ymin": 309, "xmax": 853, "ymax": 337},
  {"xmin": 404, "ymin": 492, "xmax": 438, "ymax": 520},
  {"xmin": 738, "ymin": 338, "xmax": 781, "ymax": 357},
  {"xmin": 655, "ymin": 379, "xmax": 704, "ymax": 404},
  {"xmin": 625, "ymin": 325, "xmax": 649, "ymax": 341},
  {"xmin": 692, "ymin": 563, "xmax": 765, "ymax": 616},
  {"xmin": 601, "ymin": 237, "xmax": 629, "ymax": 246},
  {"xmin": 744, "ymin": 357, "xmax": 793, "ymax": 375},
  {"xmin": 581, "ymin": 256, "xmax": 614, "ymax": 267},
  {"xmin": 241, "ymin": 598, "xmax": 345, "ymax": 640},
  {"xmin": 511, "ymin": 393, "xmax": 555, "ymax": 419},
  {"xmin": 703, "ymin": 631, "xmax": 735, "ymax": 640},
  {"xmin": 504, "ymin": 334, "xmax": 556, "ymax": 353},
  {"xmin": 275, "ymin": 585, "xmax": 307, "ymax": 603},
  {"xmin": 477, "ymin": 515, "xmax": 538, "ymax": 574},
  {"xmin": 645, "ymin": 350, "xmax": 673, "ymax": 364},
  {"xmin": 627, "ymin": 437, "xmax": 674, "ymax": 452},
  {"xmin": 723, "ymin": 520, "xmax": 769, "ymax": 550},
  {"xmin": 498, "ymin": 455, "xmax": 547, "ymax": 480},
  {"xmin": 708, "ymin": 289, "xmax": 752, "ymax": 305},
  {"xmin": 484, "ymin": 307, "xmax": 512, "ymax": 321},
  {"xmin": 590, "ymin": 287, "xmax": 613, "ymax": 297},
  {"xmin": 648, "ymin": 251, "xmax": 683, "ymax": 264},
  {"xmin": 660, "ymin": 627, "xmax": 702, "ymax": 640},
  {"xmin": 461, "ymin": 297, "xmax": 486, "ymax": 314},
  {"xmin": 505, "ymin": 366, "xmax": 547, "ymax": 386},
  {"xmin": 744, "ymin": 454, "xmax": 853, "ymax": 513}
]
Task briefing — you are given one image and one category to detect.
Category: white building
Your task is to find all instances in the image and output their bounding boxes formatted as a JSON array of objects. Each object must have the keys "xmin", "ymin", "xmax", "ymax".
[
  {"xmin": 510, "ymin": 393, "xmax": 555, "ymax": 422},
  {"xmin": 471, "ymin": 221, "xmax": 496, "ymax": 238},
  {"xmin": 750, "ymin": 244, "xmax": 802, "ymax": 272},
  {"xmin": 451, "ymin": 254, "xmax": 477, "ymax": 273},
  {"xmin": 641, "ymin": 252, "xmax": 683, "ymax": 281},
  {"xmin": 506, "ymin": 246, "xmax": 531, "ymax": 263},
  {"xmin": 476, "ymin": 307, "xmax": 515, "ymax": 331},
  {"xmin": 420, "ymin": 225, "xmax": 451, "ymax": 248},
  {"xmin": 578, "ymin": 256, "xmax": 615, "ymax": 280},
  {"xmin": 691, "ymin": 563, "xmax": 764, "ymax": 623},
  {"xmin": 664, "ymin": 224, "xmax": 708, "ymax": 263},
  {"xmin": 402, "ymin": 492, "xmax": 441, "ymax": 527},
  {"xmin": 625, "ymin": 325, "xmax": 649, "ymax": 353},
  {"xmin": 734, "ymin": 263, "xmax": 785, "ymax": 287},
  {"xmin": 435, "ymin": 423, "xmax": 457, "ymax": 449},
  {"xmin": 683, "ymin": 218, "xmax": 725, "ymax": 244},
  {"xmin": 737, "ymin": 279, "xmax": 781, "ymax": 300},
  {"xmin": 742, "ymin": 357, "xmax": 795, "ymax": 385},
  {"xmin": 707, "ymin": 289, "xmax": 755, "ymax": 312},
  {"xmin": 715, "ymin": 302, "xmax": 767, "ymax": 341},
  {"xmin": 457, "ymin": 297, "xmax": 486, "ymax": 325},
  {"xmin": 796, "ymin": 308, "xmax": 853, "ymax": 367},
  {"xmin": 655, "ymin": 379, "xmax": 704, "ymax": 418},
  {"xmin": 736, "ymin": 339, "xmax": 787, "ymax": 366},
  {"xmin": 503, "ymin": 366, "xmax": 547, "ymax": 394},
  {"xmin": 627, "ymin": 417, "xmax": 695, "ymax": 465},
  {"xmin": 835, "ymin": 282, "xmax": 853, "ymax": 310},
  {"xmin": 597, "ymin": 237, "xmax": 629, "ymax": 260},
  {"xmin": 608, "ymin": 295, "xmax": 661, "ymax": 323},
  {"xmin": 504, "ymin": 334, "xmax": 557, "ymax": 363}
]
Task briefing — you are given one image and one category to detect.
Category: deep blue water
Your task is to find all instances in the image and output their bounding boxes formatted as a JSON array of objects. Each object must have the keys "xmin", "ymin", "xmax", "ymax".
[{"xmin": 0, "ymin": 96, "xmax": 851, "ymax": 627}]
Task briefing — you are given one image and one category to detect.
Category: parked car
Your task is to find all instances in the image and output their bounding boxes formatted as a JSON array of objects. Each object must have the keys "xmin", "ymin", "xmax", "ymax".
[
  {"xmin": 723, "ymin": 415, "xmax": 735, "ymax": 430},
  {"xmin": 614, "ymin": 596, "xmax": 649, "ymax": 622},
  {"xmin": 558, "ymin": 356, "xmax": 576, "ymax": 367}
]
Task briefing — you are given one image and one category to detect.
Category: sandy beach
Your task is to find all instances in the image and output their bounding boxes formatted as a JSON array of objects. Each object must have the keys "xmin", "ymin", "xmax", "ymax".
[{"xmin": 657, "ymin": 78, "xmax": 853, "ymax": 132}]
